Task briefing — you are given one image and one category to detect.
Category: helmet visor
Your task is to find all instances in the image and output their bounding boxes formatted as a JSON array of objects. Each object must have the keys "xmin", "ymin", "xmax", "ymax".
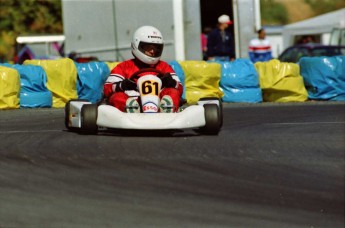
[{"xmin": 138, "ymin": 42, "xmax": 163, "ymax": 58}]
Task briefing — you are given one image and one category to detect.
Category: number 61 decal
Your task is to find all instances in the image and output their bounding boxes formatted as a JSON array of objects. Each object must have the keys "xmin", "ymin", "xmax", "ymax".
[
  {"xmin": 137, "ymin": 75, "xmax": 162, "ymax": 97},
  {"xmin": 141, "ymin": 80, "xmax": 160, "ymax": 96}
]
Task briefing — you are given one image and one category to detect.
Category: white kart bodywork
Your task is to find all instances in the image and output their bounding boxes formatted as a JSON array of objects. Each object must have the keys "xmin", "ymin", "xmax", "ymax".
[
  {"xmin": 67, "ymin": 99, "xmax": 221, "ymax": 130},
  {"xmin": 96, "ymin": 104, "xmax": 205, "ymax": 129}
]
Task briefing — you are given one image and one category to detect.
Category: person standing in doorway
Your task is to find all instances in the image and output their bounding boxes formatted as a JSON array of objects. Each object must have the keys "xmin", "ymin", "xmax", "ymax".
[{"xmin": 207, "ymin": 14, "xmax": 235, "ymax": 61}]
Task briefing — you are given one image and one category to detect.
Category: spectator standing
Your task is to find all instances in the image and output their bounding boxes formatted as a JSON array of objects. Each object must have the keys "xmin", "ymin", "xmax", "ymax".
[
  {"xmin": 200, "ymin": 26, "xmax": 212, "ymax": 60},
  {"xmin": 207, "ymin": 14, "xmax": 235, "ymax": 61},
  {"xmin": 248, "ymin": 28, "xmax": 272, "ymax": 63}
]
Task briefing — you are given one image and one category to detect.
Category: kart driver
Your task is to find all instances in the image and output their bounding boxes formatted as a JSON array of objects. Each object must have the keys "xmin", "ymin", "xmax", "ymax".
[{"xmin": 103, "ymin": 25, "xmax": 183, "ymax": 113}]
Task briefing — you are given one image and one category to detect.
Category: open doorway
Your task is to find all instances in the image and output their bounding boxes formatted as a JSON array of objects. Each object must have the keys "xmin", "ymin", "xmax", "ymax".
[
  {"xmin": 200, "ymin": 0, "xmax": 235, "ymax": 58},
  {"xmin": 200, "ymin": 0, "xmax": 233, "ymax": 30}
]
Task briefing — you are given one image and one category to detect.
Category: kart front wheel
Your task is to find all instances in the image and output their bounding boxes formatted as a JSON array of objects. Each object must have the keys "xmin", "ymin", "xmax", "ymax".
[
  {"xmin": 81, "ymin": 104, "xmax": 98, "ymax": 134},
  {"xmin": 200, "ymin": 104, "xmax": 221, "ymax": 135}
]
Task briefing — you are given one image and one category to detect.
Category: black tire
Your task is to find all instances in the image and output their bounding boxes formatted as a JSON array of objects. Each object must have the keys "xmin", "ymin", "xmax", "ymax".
[
  {"xmin": 64, "ymin": 100, "xmax": 72, "ymax": 130},
  {"xmin": 200, "ymin": 104, "xmax": 221, "ymax": 135},
  {"xmin": 198, "ymin": 97, "xmax": 223, "ymax": 128},
  {"xmin": 218, "ymin": 100, "xmax": 223, "ymax": 128},
  {"xmin": 65, "ymin": 99, "xmax": 88, "ymax": 131},
  {"xmin": 81, "ymin": 104, "xmax": 98, "ymax": 134}
]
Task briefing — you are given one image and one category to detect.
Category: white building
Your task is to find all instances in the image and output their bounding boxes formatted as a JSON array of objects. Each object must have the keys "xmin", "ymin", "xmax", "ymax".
[
  {"xmin": 282, "ymin": 8, "xmax": 345, "ymax": 49},
  {"xmin": 263, "ymin": 26, "xmax": 284, "ymax": 58}
]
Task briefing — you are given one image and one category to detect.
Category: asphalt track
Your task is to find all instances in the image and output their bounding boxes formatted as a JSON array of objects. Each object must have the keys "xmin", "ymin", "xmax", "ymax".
[{"xmin": 0, "ymin": 102, "xmax": 344, "ymax": 228}]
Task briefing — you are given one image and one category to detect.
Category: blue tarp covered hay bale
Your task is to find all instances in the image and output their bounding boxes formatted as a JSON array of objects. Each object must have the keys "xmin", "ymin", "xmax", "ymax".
[
  {"xmin": 300, "ymin": 56, "xmax": 345, "ymax": 101},
  {"xmin": 218, "ymin": 59, "xmax": 262, "ymax": 103},
  {"xmin": 75, "ymin": 61, "xmax": 110, "ymax": 103}
]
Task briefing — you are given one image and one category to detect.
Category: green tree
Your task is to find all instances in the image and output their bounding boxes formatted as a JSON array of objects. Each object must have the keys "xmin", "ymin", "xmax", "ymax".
[
  {"xmin": 305, "ymin": 0, "xmax": 345, "ymax": 15},
  {"xmin": 260, "ymin": 0, "xmax": 289, "ymax": 25},
  {"xmin": 0, "ymin": 0, "xmax": 62, "ymax": 62}
]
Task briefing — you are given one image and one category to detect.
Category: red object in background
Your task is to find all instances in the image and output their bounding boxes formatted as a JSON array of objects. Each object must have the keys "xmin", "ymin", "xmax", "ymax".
[{"xmin": 74, "ymin": 56, "xmax": 99, "ymax": 63}]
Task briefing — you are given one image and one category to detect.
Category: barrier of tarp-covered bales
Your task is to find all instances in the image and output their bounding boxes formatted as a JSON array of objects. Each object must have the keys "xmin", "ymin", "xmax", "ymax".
[
  {"xmin": 0, "ymin": 66, "xmax": 20, "ymax": 109},
  {"xmin": 255, "ymin": 59, "xmax": 308, "ymax": 102},
  {"xmin": 300, "ymin": 56, "xmax": 345, "ymax": 101},
  {"xmin": 24, "ymin": 58, "xmax": 78, "ymax": 108},
  {"xmin": 218, "ymin": 59, "xmax": 262, "ymax": 103},
  {"xmin": 2, "ymin": 57, "xmax": 343, "ymax": 110},
  {"xmin": 179, "ymin": 61, "xmax": 223, "ymax": 104},
  {"xmin": 1, "ymin": 63, "xmax": 52, "ymax": 108}
]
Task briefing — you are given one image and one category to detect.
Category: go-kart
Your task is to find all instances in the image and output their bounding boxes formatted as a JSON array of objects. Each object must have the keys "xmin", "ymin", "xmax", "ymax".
[{"xmin": 65, "ymin": 68, "xmax": 223, "ymax": 135}]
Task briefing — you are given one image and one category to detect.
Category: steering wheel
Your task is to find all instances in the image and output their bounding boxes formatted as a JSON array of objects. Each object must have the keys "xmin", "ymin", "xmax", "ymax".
[{"xmin": 129, "ymin": 68, "xmax": 165, "ymax": 81}]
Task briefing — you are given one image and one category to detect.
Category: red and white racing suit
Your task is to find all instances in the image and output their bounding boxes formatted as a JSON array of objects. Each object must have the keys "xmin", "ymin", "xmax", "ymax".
[{"xmin": 103, "ymin": 58, "xmax": 183, "ymax": 112}]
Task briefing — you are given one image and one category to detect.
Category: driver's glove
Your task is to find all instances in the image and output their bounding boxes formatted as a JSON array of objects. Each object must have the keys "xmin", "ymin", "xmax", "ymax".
[
  {"xmin": 161, "ymin": 73, "xmax": 177, "ymax": 88},
  {"xmin": 119, "ymin": 79, "xmax": 137, "ymax": 91}
]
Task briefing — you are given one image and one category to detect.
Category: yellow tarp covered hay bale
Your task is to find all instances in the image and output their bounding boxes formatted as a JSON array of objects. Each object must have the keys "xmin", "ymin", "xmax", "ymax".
[
  {"xmin": 179, "ymin": 61, "xmax": 223, "ymax": 104},
  {"xmin": 255, "ymin": 59, "xmax": 308, "ymax": 102},
  {"xmin": 105, "ymin": 62, "xmax": 120, "ymax": 71},
  {"xmin": 0, "ymin": 66, "xmax": 20, "ymax": 109}
]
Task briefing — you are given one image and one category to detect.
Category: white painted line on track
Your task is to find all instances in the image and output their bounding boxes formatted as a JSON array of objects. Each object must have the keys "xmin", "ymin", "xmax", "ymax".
[
  {"xmin": 0, "ymin": 130, "xmax": 62, "ymax": 134},
  {"xmin": 265, "ymin": 122, "xmax": 345, "ymax": 125}
]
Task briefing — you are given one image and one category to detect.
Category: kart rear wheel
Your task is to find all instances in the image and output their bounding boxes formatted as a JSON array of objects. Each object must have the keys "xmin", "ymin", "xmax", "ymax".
[
  {"xmin": 200, "ymin": 104, "xmax": 221, "ymax": 135},
  {"xmin": 198, "ymin": 97, "xmax": 223, "ymax": 128},
  {"xmin": 81, "ymin": 104, "xmax": 98, "ymax": 134}
]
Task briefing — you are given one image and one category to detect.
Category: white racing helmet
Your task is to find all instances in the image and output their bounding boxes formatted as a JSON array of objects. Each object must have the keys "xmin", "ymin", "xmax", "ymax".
[{"xmin": 131, "ymin": 25, "xmax": 164, "ymax": 65}]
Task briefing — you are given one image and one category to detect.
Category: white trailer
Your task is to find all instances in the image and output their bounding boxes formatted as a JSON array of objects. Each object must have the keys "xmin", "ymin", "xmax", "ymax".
[
  {"xmin": 62, "ymin": 0, "xmax": 259, "ymax": 62},
  {"xmin": 282, "ymin": 8, "xmax": 345, "ymax": 48}
]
